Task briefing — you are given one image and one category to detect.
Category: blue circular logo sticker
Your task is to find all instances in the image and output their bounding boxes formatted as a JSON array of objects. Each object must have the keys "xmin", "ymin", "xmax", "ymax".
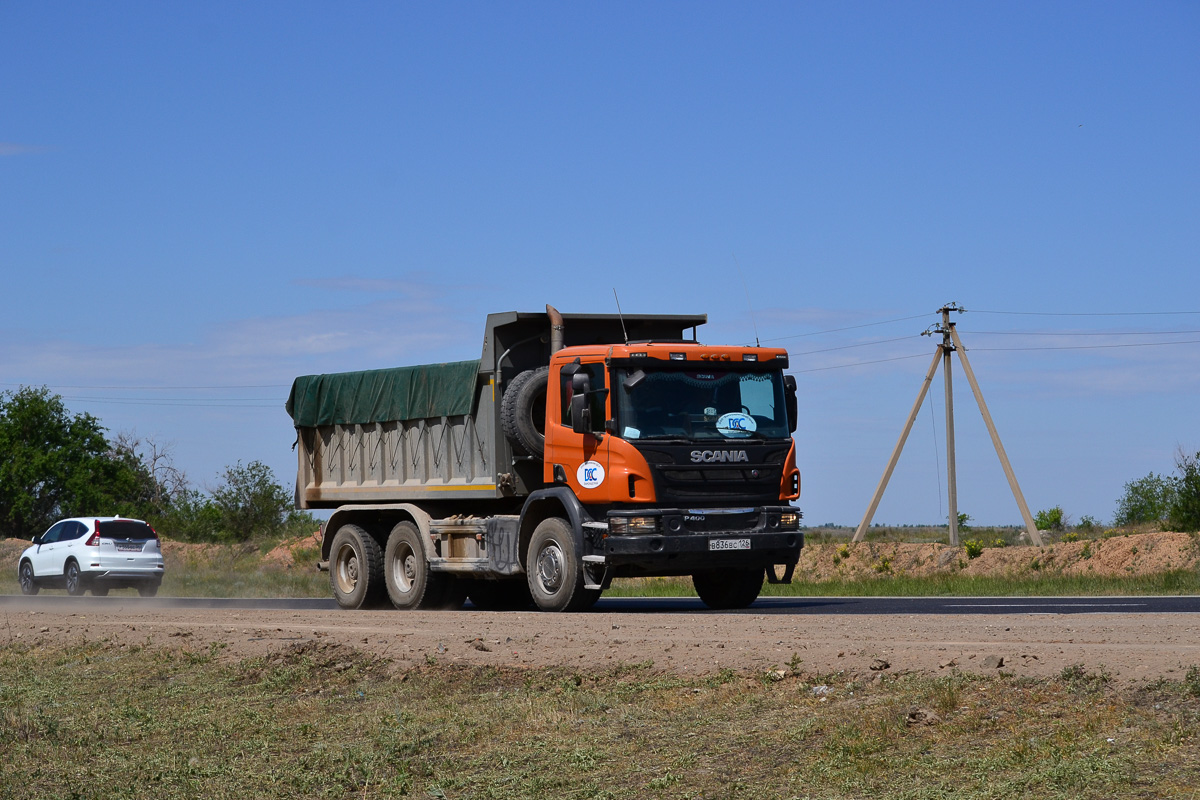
[
  {"xmin": 577, "ymin": 460, "xmax": 605, "ymax": 489},
  {"xmin": 716, "ymin": 412, "xmax": 756, "ymax": 438}
]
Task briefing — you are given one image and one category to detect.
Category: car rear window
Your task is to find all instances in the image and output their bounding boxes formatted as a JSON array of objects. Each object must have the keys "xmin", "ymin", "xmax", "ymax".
[{"xmin": 97, "ymin": 521, "xmax": 156, "ymax": 541}]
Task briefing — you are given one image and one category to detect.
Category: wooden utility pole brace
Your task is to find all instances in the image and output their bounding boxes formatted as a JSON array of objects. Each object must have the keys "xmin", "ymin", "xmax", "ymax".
[{"xmin": 853, "ymin": 305, "xmax": 1044, "ymax": 546}]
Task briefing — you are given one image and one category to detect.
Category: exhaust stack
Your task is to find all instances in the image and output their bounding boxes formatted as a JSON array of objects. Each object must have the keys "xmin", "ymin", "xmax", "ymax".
[{"xmin": 547, "ymin": 304, "xmax": 564, "ymax": 355}]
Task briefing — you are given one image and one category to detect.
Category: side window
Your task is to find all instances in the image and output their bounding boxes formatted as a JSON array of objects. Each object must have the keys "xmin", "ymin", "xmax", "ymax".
[
  {"xmin": 41, "ymin": 521, "xmax": 68, "ymax": 544},
  {"xmin": 560, "ymin": 363, "xmax": 607, "ymax": 433},
  {"xmin": 66, "ymin": 521, "xmax": 89, "ymax": 541}
]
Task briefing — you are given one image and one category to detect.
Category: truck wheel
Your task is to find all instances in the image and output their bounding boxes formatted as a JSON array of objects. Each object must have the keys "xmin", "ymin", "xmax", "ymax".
[
  {"xmin": 526, "ymin": 518, "xmax": 600, "ymax": 612},
  {"xmin": 330, "ymin": 524, "xmax": 385, "ymax": 610},
  {"xmin": 18, "ymin": 561, "xmax": 38, "ymax": 596},
  {"xmin": 500, "ymin": 367, "xmax": 549, "ymax": 457},
  {"xmin": 65, "ymin": 560, "xmax": 85, "ymax": 596},
  {"xmin": 383, "ymin": 521, "xmax": 453, "ymax": 610},
  {"xmin": 692, "ymin": 568, "xmax": 764, "ymax": 610},
  {"xmin": 467, "ymin": 579, "xmax": 533, "ymax": 611}
]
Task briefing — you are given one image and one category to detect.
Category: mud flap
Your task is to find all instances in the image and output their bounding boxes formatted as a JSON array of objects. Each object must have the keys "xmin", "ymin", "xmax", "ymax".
[{"xmin": 765, "ymin": 562, "xmax": 795, "ymax": 585}]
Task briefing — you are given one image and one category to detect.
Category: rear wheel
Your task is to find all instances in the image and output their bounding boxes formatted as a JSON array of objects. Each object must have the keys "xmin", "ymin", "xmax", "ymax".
[
  {"xmin": 330, "ymin": 524, "xmax": 385, "ymax": 609},
  {"xmin": 18, "ymin": 561, "xmax": 38, "ymax": 596},
  {"xmin": 526, "ymin": 518, "xmax": 600, "ymax": 612},
  {"xmin": 692, "ymin": 568, "xmax": 764, "ymax": 610},
  {"xmin": 384, "ymin": 522, "xmax": 458, "ymax": 610},
  {"xmin": 137, "ymin": 582, "xmax": 159, "ymax": 598},
  {"xmin": 64, "ymin": 560, "xmax": 85, "ymax": 596}
]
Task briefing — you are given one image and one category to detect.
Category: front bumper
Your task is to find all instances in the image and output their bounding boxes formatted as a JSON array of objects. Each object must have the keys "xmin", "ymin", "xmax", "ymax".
[{"xmin": 595, "ymin": 506, "xmax": 803, "ymax": 574}]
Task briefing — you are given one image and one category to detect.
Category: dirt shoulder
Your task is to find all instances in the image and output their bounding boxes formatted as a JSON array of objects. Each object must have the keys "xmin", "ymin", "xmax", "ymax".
[{"xmin": 4, "ymin": 601, "xmax": 1198, "ymax": 685}]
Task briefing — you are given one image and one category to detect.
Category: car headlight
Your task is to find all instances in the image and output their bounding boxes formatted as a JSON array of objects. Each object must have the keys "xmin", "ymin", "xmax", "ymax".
[{"xmin": 779, "ymin": 511, "xmax": 800, "ymax": 530}]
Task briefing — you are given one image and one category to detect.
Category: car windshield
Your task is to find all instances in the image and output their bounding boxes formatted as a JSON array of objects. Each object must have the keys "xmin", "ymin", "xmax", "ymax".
[
  {"xmin": 97, "ymin": 521, "xmax": 155, "ymax": 541},
  {"xmin": 615, "ymin": 367, "xmax": 790, "ymax": 441}
]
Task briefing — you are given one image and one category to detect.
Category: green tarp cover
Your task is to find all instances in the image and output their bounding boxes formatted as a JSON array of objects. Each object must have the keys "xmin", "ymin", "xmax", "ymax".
[{"xmin": 286, "ymin": 360, "xmax": 481, "ymax": 427}]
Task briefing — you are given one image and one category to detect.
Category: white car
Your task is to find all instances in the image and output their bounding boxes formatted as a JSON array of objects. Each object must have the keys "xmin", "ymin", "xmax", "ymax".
[{"xmin": 17, "ymin": 516, "xmax": 165, "ymax": 597}]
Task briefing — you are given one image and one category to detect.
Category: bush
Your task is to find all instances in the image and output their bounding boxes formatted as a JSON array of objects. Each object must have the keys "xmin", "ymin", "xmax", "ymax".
[
  {"xmin": 964, "ymin": 539, "xmax": 984, "ymax": 559},
  {"xmin": 1115, "ymin": 472, "xmax": 1177, "ymax": 526},
  {"xmin": 1035, "ymin": 506, "xmax": 1068, "ymax": 531},
  {"xmin": 1168, "ymin": 450, "xmax": 1200, "ymax": 532},
  {"xmin": 1076, "ymin": 515, "xmax": 1100, "ymax": 533}
]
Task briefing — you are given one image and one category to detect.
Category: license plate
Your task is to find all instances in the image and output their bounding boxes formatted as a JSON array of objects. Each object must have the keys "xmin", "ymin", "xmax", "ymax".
[
  {"xmin": 116, "ymin": 543, "xmax": 142, "ymax": 552},
  {"xmin": 709, "ymin": 538, "xmax": 750, "ymax": 551}
]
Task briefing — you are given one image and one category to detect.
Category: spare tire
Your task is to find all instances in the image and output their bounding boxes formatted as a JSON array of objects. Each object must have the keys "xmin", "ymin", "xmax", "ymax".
[{"xmin": 501, "ymin": 367, "xmax": 549, "ymax": 457}]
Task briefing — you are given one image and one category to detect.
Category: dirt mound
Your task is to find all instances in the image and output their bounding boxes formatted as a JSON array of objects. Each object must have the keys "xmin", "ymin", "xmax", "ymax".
[{"xmin": 795, "ymin": 531, "xmax": 1200, "ymax": 581}]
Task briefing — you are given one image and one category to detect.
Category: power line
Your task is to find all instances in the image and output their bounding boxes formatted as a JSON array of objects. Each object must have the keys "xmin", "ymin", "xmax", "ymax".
[
  {"xmin": 760, "ymin": 313, "xmax": 931, "ymax": 343},
  {"xmin": 1, "ymin": 382, "xmax": 289, "ymax": 390},
  {"xmin": 971, "ymin": 329, "xmax": 1200, "ymax": 337},
  {"xmin": 791, "ymin": 352, "xmax": 931, "ymax": 374},
  {"xmin": 968, "ymin": 338, "xmax": 1200, "ymax": 352},
  {"xmin": 793, "ymin": 335, "xmax": 921, "ymax": 356},
  {"xmin": 971, "ymin": 309, "xmax": 1200, "ymax": 317}
]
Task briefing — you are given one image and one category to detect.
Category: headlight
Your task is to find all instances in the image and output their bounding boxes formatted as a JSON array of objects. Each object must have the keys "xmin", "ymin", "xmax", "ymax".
[
  {"xmin": 608, "ymin": 516, "xmax": 660, "ymax": 535},
  {"xmin": 779, "ymin": 511, "xmax": 800, "ymax": 530}
]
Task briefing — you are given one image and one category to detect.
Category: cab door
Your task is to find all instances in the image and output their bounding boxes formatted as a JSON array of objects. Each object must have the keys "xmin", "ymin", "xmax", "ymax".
[{"xmin": 544, "ymin": 359, "xmax": 620, "ymax": 502}]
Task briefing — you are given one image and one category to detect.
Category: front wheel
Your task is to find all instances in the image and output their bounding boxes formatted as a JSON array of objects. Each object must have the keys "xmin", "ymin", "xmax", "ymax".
[
  {"xmin": 526, "ymin": 518, "xmax": 600, "ymax": 612},
  {"xmin": 65, "ymin": 561, "xmax": 86, "ymax": 596},
  {"xmin": 330, "ymin": 524, "xmax": 385, "ymax": 609},
  {"xmin": 18, "ymin": 561, "xmax": 38, "ymax": 596},
  {"xmin": 692, "ymin": 568, "xmax": 764, "ymax": 610},
  {"xmin": 384, "ymin": 522, "xmax": 458, "ymax": 610}
]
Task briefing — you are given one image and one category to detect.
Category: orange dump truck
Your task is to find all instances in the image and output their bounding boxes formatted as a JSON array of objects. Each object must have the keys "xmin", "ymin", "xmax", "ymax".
[{"xmin": 287, "ymin": 306, "xmax": 802, "ymax": 612}]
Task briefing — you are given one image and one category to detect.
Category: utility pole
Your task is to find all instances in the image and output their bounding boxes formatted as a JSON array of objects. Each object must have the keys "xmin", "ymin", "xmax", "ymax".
[{"xmin": 853, "ymin": 305, "xmax": 1043, "ymax": 547}]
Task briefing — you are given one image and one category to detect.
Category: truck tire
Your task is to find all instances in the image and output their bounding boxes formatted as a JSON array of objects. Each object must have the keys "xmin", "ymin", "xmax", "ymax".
[
  {"xmin": 466, "ymin": 579, "xmax": 533, "ymax": 611},
  {"xmin": 330, "ymin": 524, "xmax": 386, "ymax": 610},
  {"xmin": 526, "ymin": 517, "xmax": 600, "ymax": 612},
  {"xmin": 384, "ymin": 521, "xmax": 456, "ymax": 610},
  {"xmin": 692, "ymin": 568, "xmax": 764, "ymax": 610},
  {"xmin": 501, "ymin": 367, "xmax": 549, "ymax": 457}
]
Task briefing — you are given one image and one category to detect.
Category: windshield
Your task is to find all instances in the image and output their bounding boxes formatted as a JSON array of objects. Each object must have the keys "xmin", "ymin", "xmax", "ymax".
[{"xmin": 615, "ymin": 367, "xmax": 791, "ymax": 442}]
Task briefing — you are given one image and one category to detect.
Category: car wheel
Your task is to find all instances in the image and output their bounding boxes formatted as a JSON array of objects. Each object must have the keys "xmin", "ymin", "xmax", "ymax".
[
  {"xmin": 65, "ymin": 560, "xmax": 86, "ymax": 596},
  {"xmin": 137, "ymin": 583, "xmax": 159, "ymax": 598},
  {"xmin": 526, "ymin": 517, "xmax": 600, "ymax": 612},
  {"xmin": 329, "ymin": 524, "xmax": 385, "ymax": 610},
  {"xmin": 18, "ymin": 561, "xmax": 38, "ymax": 596},
  {"xmin": 692, "ymin": 568, "xmax": 764, "ymax": 610}
]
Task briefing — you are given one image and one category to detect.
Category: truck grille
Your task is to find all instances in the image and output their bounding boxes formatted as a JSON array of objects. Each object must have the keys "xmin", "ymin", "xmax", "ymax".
[{"xmin": 637, "ymin": 444, "xmax": 790, "ymax": 506}]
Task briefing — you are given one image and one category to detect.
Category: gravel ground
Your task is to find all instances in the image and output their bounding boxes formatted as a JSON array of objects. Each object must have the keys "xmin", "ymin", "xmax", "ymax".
[{"xmin": 5, "ymin": 600, "xmax": 1199, "ymax": 684}]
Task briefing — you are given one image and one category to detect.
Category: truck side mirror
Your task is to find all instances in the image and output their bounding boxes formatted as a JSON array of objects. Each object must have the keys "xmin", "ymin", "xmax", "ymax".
[{"xmin": 784, "ymin": 375, "xmax": 798, "ymax": 433}]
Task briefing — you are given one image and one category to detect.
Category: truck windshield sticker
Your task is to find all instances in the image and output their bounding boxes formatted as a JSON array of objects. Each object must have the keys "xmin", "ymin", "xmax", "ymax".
[
  {"xmin": 577, "ymin": 460, "xmax": 606, "ymax": 489},
  {"xmin": 716, "ymin": 412, "xmax": 757, "ymax": 439}
]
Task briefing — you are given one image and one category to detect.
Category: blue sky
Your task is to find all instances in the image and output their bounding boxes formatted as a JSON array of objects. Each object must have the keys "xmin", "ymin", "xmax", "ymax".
[{"xmin": 2, "ymin": 2, "xmax": 1197, "ymax": 526}]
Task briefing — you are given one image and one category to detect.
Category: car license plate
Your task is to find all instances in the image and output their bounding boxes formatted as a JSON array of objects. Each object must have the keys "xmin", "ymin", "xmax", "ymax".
[
  {"xmin": 116, "ymin": 543, "xmax": 141, "ymax": 552},
  {"xmin": 709, "ymin": 538, "xmax": 750, "ymax": 551}
]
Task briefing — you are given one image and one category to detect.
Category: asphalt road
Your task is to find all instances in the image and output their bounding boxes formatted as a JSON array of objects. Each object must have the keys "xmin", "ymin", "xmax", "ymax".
[{"xmin": 4, "ymin": 594, "xmax": 1199, "ymax": 614}]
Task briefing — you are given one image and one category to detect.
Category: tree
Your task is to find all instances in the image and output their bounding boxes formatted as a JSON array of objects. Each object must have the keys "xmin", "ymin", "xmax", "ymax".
[
  {"xmin": 1168, "ymin": 450, "xmax": 1200, "ymax": 533},
  {"xmin": 0, "ymin": 386, "xmax": 156, "ymax": 538},
  {"xmin": 1114, "ymin": 472, "xmax": 1178, "ymax": 526},
  {"xmin": 1034, "ymin": 506, "xmax": 1068, "ymax": 531},
  {"xmin": 210, "ymin": 460, "xmax": 295, "ymax": 541}
]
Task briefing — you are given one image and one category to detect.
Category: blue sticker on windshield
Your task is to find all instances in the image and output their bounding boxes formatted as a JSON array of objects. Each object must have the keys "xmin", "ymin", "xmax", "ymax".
[{"xmin": 716, "ymin": 412, "xmax": 756, "ymax": 438}]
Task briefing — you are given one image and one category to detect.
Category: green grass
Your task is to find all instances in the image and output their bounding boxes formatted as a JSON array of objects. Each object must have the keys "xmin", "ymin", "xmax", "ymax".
[
  {"xmin": 2, "ymin": 640, "xmax": 1198, "ymax": 799},
  {"xmin": 606, "ymin": 569, "xmax": 1200, "ymax": 598}
]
